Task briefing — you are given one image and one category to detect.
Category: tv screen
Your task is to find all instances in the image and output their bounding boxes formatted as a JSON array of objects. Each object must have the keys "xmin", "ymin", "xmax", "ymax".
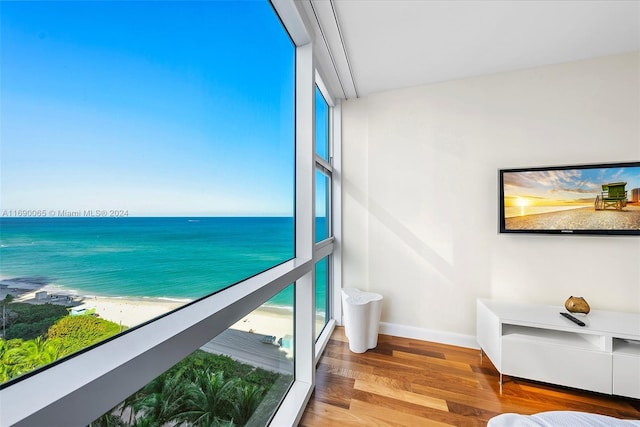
[{"xmin": 499, "ymin": 161, "xmax": 640, "ymax": 235}]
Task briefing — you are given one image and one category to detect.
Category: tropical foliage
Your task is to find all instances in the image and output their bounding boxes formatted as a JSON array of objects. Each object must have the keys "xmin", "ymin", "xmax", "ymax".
[
  {"xmin": 0, "ymin": 304, "xmax": 123, "ymax": 383},
  {"xmin": 2, "ymin": 300, "xmax": 68, "ymax": 340},
  {"xmin": 88, "ymin": 350, "xmax": 292, "ymax": 427},
  {"xmin": 47, "ymin": 315, "xmax": 122, "ymax": 354}
]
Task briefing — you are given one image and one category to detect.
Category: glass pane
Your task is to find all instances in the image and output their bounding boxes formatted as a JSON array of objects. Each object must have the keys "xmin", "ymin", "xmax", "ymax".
[
  {"xmin": 315, "ymin": 257, "xmax": 329, "ymax": 340},
  {"xmin": 0, "ymin": 1, "xmax": 294, "ymax": 383},
  {"xmin": 315, "ymin": 85, "xmax": 330, "ymax": 161},
  {"xmin": 315, "ymin": 170, "xmax": 330, "ymax": 242},
  {"xmin": 88, "ymin": 285, "xmax": 294, "ymax": 427}
]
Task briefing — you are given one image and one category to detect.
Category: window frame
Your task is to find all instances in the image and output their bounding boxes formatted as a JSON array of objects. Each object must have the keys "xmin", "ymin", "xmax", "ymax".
[
  {"xmin": 314, "ymin": 73, "xmax": 335, "ymax": 244},
  {"xmin": 315, "ymin": 166, "xmax": 332, "ymax": 242},
  {"xmin": 312, "ymin": 75, "xmax": 335, "ymax": 349},
  {"xmin": 0, "ymin": 1, "xmax": 341, "ymax": 426}
]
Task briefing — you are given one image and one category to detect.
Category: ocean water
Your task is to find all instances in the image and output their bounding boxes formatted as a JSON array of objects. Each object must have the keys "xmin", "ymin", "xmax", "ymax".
[{"xmin": 0, "ymin": 217, "xmax": 306, "ymax": 308}]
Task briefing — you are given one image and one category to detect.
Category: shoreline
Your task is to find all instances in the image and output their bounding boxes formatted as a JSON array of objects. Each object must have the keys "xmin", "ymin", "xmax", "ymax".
[{"xmin": 0, "ymin": 279, "xmax": 295, "ymax": 344}]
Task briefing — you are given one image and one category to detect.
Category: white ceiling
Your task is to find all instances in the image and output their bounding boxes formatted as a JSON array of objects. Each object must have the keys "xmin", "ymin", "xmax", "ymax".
[{"xmin": 299, "ymin": 0, "xmax": 640, "ymax": 99}]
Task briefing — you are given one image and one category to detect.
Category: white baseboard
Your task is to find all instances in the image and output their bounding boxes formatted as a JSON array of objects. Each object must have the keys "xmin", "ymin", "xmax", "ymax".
[{"xmin": 378, "ymin": 321, "xmax": 479, "ymax": 350}]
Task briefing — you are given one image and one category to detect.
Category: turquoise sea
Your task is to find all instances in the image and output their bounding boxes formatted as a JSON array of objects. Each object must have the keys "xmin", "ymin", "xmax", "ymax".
[{"xmin": 0, "ymin": 217, "xmax": 303, "ymax": 308}]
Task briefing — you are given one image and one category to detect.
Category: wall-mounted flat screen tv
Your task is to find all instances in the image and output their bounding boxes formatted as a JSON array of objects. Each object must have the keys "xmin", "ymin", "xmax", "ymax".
[{"xmin": 499, "ymin": 161, "xmax": 640, "ymax": 235}]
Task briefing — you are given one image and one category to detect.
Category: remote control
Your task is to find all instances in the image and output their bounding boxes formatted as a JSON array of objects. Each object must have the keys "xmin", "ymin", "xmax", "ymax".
[{"xmin": 560, "ymin": 312, "xmax": 585, "ymax": 326}]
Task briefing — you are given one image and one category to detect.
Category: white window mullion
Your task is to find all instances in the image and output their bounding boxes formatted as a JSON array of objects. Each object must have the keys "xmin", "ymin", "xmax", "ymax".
[
  {"xmin": 294, "ymin": 39, "xmax": 315, "ymax": 383},
  {"xmin": 270, "ymin": 40, "xmax": 316, "ymax": 427},
  {"xmin": 331, "ymin": 102, "xmax": 343, "ymax": 325}
]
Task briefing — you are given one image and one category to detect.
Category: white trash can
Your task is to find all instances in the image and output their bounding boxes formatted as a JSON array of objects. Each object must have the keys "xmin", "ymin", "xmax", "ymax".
[{"xmin": 341, "ymin": 288, "xmax": 383, "ymax": 353}]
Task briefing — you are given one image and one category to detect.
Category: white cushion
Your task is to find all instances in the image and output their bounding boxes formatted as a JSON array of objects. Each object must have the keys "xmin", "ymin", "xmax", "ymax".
[{"xmin": 488, "ymin": 411, "xmax": 640, "ymax": 427}]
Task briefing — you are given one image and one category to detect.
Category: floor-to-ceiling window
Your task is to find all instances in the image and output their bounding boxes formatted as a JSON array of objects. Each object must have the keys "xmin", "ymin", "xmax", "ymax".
[
  {"xmin": 0, "ymin": 0, "xmax": 294, "ymax": 384},
  {"xmin": 0, "ymin": 0, "xmax": 339, "ymax": 425}
]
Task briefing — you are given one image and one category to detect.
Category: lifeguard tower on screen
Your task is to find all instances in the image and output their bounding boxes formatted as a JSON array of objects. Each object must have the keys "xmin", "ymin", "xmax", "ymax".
[{"xmin": 595, "ymin": 182, "xmax": 628, "ymax": 210}]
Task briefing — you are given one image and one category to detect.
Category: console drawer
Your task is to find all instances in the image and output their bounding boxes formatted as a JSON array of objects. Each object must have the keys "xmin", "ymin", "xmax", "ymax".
[
  {"xmin": 613, "ymin": 339, "xmax": 640, "ymax": 398},
  {"xmin": 502, "ymin": 333, "xmax": 611, "ymax": 394}
]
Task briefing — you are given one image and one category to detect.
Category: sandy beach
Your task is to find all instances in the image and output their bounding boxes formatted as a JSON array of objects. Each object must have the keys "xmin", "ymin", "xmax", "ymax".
[
  {"xmin": 0, "ymin": 278, "xmax": 294, "ymax": 342},
  {"xmin": 505, "ymin": 204, "xmax": 640, "ymax": 230},
  {"xmin": 74, "ymin": 297, "xmax": 293, "ymax": 340},
  {"xmin": 1, "ymin": 282, "xmax": 185, "ymax": 328},
  {"xmin": 71, "ymin": 297, "xmax": 295, "ymax": 342},
  {"xmin": 231, "ymin": 306, "xmax": 294, "ymax": 340}
]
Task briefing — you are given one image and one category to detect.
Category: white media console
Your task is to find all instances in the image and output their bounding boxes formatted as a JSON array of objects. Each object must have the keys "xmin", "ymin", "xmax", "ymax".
[{"xmin": 477, "ymin": 298, "xmax": 640, "ymax": 398}]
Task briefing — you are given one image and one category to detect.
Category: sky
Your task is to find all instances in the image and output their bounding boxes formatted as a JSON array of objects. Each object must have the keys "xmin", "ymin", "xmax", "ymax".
[
  {"xmin": 503, "ymin": 165, "xmax": 640, "ymax": 207},
  {"xmin": 0, "ymin": 1, "xmax": 295, "ymax": 216},
  {"xmin": 315, "ymin": 85, "xmax": 329, "ymax": 162}
]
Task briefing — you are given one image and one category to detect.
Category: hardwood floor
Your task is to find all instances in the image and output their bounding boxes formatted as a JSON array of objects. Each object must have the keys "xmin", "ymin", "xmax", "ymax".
[{"xmin": 300, "ymin": 327, "xmax": 640, "ymax": 426}]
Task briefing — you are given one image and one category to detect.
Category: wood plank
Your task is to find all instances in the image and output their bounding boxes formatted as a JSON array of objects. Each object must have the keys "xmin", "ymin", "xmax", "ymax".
[
  {"xmin": 349, "ymin": 399, "xmax": 455, "ymax": 427},
  {"xmin": 318, "ymin": 355, "xmax": 375, "ymax": 376},
  {"xmin": 351, "ymin": 389, "xmax": 486, "ymax": 427},
  {"xmin": 392, "ymin": 349, "xmax": 473, "ymax": 372},
  {"xmin": 376, "ymin": 341, "xmax": 446, "ymax": 359},
  {"xmin": 300, "ymin": 400, "xmax": 396, "ymax": 427},
  {"xmin": 313, "ymin": 366, "xmax": 356, "ymax": 409},
  {"xmin": 354, "ymin": 379, "xmax": 449, "ymax": 412}
]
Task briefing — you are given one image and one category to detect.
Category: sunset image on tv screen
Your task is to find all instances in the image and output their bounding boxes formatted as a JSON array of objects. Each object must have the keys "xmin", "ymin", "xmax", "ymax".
[{"xmin": 502, "ymin": 164, "xmax": 640, "ymax": 231}]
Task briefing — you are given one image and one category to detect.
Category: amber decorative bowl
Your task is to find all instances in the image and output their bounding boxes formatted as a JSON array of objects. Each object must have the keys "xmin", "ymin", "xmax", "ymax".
[{"xmin": 565, "ymin": 296, "xmax": 590, "ymax": 314}]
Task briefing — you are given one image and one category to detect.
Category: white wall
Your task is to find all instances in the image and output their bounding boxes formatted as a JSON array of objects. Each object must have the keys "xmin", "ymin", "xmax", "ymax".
[{"xmin": 341, "ymin": 52, "xmax": 640, "ymax": 347}]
